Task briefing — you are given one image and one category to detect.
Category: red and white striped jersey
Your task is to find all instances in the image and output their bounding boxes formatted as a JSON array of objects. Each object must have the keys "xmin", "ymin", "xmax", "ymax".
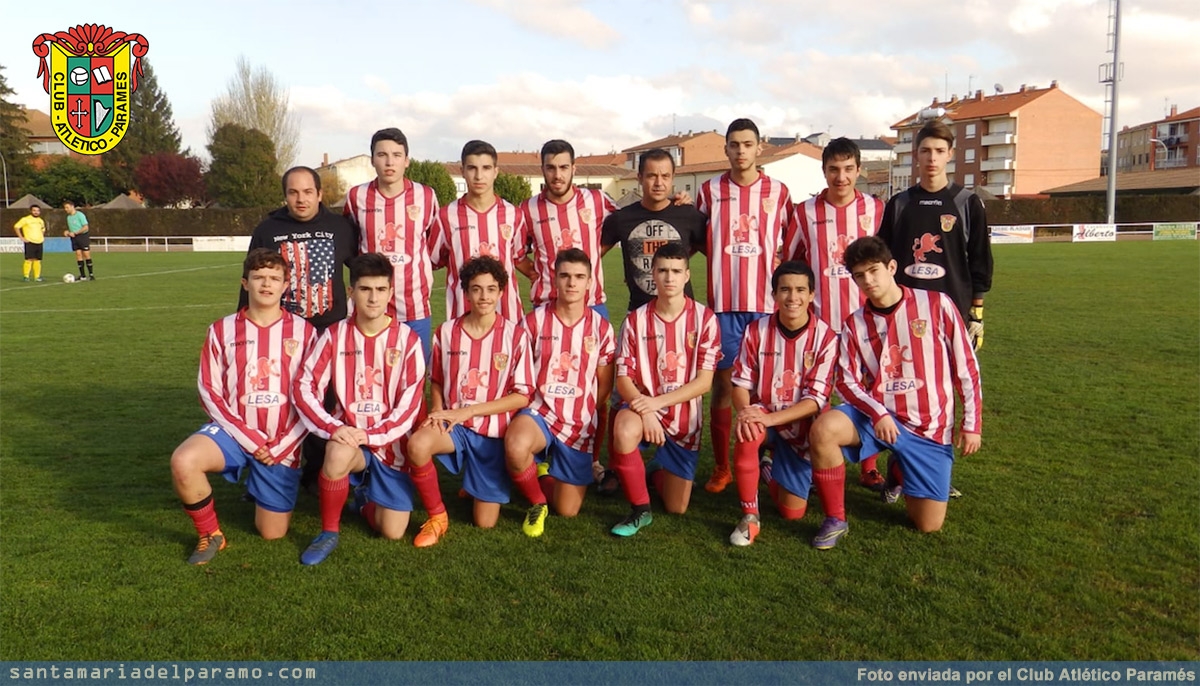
[
  {"xmin": 519, "ymin": 188, "xmax": 616, "ymax": 306},
  {"xmin": 616, "ymin": 299, "xmax": 721, "ymax": 450},
  {"xmin": 732, "ymin": 314, "xmax": 839, "ymax": 448},
  {"xmin": 697, "ymin": 172, "xmax": 798, "ymax": 313},
  {"xmin": 524, "ymin": 304, "xmax": 617, "ymax": 453},
  {"xmin": 430, "ymin": 315, "xmax": 535, "ymax": 438},
  {"xmin": 431, "ymin": 198, "xmax": 527, "ymax": 321},
  {"xmin": 837, "ymin": 287, "xmax": 982, "ymax": 444},
  {"xmin": 294, "ymin": 319, "xmax": 426, "ymax": 468},
  {"xmin": 786, "ymin": 190, "xmax": 884, "ymax": 332},
  {"xmin": 198, "ymin": 310, "xmax": 317, "ymax": 467},
  {"xmin": 343, "ymin": 179, "xmax": 439, "ymax": 321}
]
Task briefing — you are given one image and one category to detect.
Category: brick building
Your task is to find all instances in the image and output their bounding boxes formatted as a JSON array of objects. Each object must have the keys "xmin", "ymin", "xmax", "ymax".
[{"xmin": 1116, "ymin": 105, "xmax": 1200, "ymax": 173}]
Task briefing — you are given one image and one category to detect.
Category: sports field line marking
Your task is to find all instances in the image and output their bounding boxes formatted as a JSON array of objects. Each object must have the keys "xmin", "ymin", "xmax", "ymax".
[
  {"xmin": 0, "ymin": 302, "xmax": 229, "ymax": 315},
  {"xmin": 0, "ymin": 263, "xmax": 238, "ymax": 293}
]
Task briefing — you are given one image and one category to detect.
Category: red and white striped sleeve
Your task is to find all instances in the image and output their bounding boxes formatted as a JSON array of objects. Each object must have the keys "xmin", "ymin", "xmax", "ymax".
[
  {"xmin": 294, "ymin": 327, "xmax": 341, "ymax": 439},
  {"xmin": 799, "ymin": 319, "xmax": 839, "ymax": 408},
  {"xmin": 836, "ymin": 316, "xmax": 891, "ymax": 426},
  {"xmin": 364, "ymin": 326, "xmax": 427, "ymax": 446},
  {"xmin": 941, "ymin": 295, "xmax": 983, "ymax": 435},
  {"xmin": 197, "ymin": 318, "xmax": 270, "ymax": 453},
  {"xmin": 697, "ymin": 306, "xmax": 722, "ymax": 371}
]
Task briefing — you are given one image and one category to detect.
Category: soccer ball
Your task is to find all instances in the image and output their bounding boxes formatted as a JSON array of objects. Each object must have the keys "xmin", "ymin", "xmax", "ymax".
[
  {"xmin": 62, "ymin": 273, "xmax": 76, "ymax": 284},
  {"xmin": 69, "ymin": 67, "xmax": 89, "ymax": 86}
]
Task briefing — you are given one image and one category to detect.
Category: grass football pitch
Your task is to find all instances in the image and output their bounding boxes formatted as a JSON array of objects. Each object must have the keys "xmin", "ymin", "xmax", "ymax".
[{"xmin": 0, "ymin": 241, "xmax": 1196, "ymax": 661}]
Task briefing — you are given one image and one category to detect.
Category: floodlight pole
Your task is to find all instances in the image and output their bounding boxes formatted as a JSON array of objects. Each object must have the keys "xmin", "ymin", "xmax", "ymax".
[
  {"xmin": 1102, "ymin": 0, "xmax": 1122, "ymax": 224},
  {"xmin": 0, "ymin": 151, "xmax": 8, "ymax": 208}
]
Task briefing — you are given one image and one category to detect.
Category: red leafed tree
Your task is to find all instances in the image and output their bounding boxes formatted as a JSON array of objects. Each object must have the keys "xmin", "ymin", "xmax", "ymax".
[{"xmin": 133, "ymin": 152, "xmax": 206, "ymax": 207}]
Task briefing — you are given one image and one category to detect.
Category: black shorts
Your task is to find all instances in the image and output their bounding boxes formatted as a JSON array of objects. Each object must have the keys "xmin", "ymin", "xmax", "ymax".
[
  {"xmin": 23, "ymin": 243, "xmax": 43, "ymax": 260},
  {"xmin": 70, "ymin": 234, "xmax": 90, "ymax": 252}
]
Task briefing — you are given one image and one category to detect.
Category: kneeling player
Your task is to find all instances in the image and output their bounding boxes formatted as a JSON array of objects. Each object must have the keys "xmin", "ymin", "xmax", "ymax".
[
  {"xmin": 170, "ymin": 249, "xmax": 316, "ymax": 565},
  {"xmin": 728, "ymin": 261, "xmax": 838, "ymax": 546},
  {"xmin": 808, "ymin": 236, "xmax": 981, "ymax": 543},
  {"xmin": 294, "ymin": 253, "xmax": 428, "ymax": 565},
  {"xmin": 407, "ymin": 256, "xmax": 535, "ymax": 541},
  {"xmin": 608, "ymin": 243, "xmax": 721, "ymax": 536},
  {"xmin": 506, "ymin": 248, "xmax": 616, "ymax": 536}
]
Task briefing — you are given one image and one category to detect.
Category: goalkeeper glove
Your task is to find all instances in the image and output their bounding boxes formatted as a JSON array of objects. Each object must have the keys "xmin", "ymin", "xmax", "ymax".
[{"xmin": 967, "ymin": 306, "xmax": 984, "ymax": 351}]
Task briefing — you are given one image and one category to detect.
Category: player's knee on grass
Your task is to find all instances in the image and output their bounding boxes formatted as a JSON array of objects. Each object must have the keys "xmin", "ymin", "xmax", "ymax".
[
  {"xmin": 907, "ymin": 497, "xmax": 947, "ymax": 533},
  {"xmin": 776, "ymin": 488, "xmax": 808, "ymax": 520},
  {"xmin": 808, "ymin": 411, "xmax": 853, "ymax": 468},
  {"xmin": 660, "ymin": 472, "xmax": 692, "ymax": 515},
  {"xmin": 256, "ymin": 508, "xmax": 291, "ymax": 540},
  {"xmin": 170, "ymin": 436, "xmax": 224, "ymax": 489},
  {"xmin": 553, "ymin": 483, "xmax": 586, "ymax": 517},
  {"xmin": 375, "ymin": 508, "xmax": 411, "ymax": 540},
  {"xmin": 406, "ymin": 427, "xmax": 441, "ymax": 466},
  {"xmin": 473, "ymin": 500, "xmax": 501, "ymax": 528},
  {"xmin": 611, "ymin": 409, "xmax": 643, "ymax": 452}
]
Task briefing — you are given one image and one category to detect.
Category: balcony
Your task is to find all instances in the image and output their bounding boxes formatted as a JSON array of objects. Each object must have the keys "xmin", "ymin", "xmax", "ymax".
[
  {"xmin": 980, "ymin": 158, "xmax": 1014, "ymax": 171},
  {"xmin": 1159, "ymin": 158, "xmax": 1188, "ymax": 169},
  {"xmin": 982, "ymin": 183, "xmax": 1012, "ymax": 197},
  {"xmin": 893, "ymin": 141, "xmax": 912, "ymax": 154},
  {"xmin": 981, "ymin": 132, "xmax": 1015, "ymax": 146}
]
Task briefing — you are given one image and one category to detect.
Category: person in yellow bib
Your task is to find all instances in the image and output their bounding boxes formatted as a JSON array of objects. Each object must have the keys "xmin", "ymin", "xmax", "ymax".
[{"xmin": 14, "ymin": 206, "xmax": 47, "ymax": 282}]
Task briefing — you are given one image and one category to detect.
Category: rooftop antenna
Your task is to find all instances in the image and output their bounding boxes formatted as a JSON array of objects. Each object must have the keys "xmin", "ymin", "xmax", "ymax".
[{"xmin": 994, "ymin": 83, "xmax": 1003, "ymax": 94}]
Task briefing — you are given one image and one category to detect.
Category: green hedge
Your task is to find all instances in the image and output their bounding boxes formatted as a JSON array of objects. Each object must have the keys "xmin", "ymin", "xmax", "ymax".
[
  {"xmin": 984, "ymin": 195, "xmax": 1200, "ymax": 225},
  {"xmin": 0, "ymin": 207, "xmax": 280, "ymax": 237}
]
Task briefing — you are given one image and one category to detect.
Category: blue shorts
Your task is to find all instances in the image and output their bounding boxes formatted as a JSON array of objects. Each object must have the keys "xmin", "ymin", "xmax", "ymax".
[
  {"xmin": 589, "ymin": 303, "xmax": 610, "ymax": 324},
  {"xmin": 197, "ymin": 423, "xmax": 300, "ymax": 514},
  {"xmin": 520, "ymin": 409, "xmax": 592, "ymax": 487},
  {"xmin": 762, "ymin": 429, "xmax": 812, "ymax": 500},
  {"xmin": 716, "ymin": 312, "xmax": 766, "ymax": 370},
  {"xmin": 834, "ymin": 404, "xmax": 955, "ymax": 502},
  {"xmin": 404, "ymin": 317, "xmax": 432, "ymax": 362},
  {"xmin": 437, "ymin": 425, "xmax": 510, "ymax": 504},
  {"xmin": 643, "ymin": 436, "xmax": 700, "ymax": 482},
  {"xmin": 349, "ymin": 448, "xmax": 416, "ymax": 512}
]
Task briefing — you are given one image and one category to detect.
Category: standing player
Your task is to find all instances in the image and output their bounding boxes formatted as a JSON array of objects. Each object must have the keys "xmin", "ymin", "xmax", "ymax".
[
  {"xmin": 878, "ymin": 120, "xmax": 993, "ymax": 351},
  {"xmin": 728, "ymin": 261, "xmax": 838, "ymax": 546},
  {"xmin": 242, "ymin": 166, "xmax": 359, "ymax": 492},
  {"xmin": 406, "ymin": 256, "xmax": 535, "ymax": 543},
  {"xmin": 697, "ymin": 118, "xmax": 799, "ymax": 494},
  {"xmin": 807, "ymin": 236, "xmax": 982, "ymax": 545},
  {"xmin": 62, "ymin": 201, "xmax": 94, "ymax": 281},
  {"xmin": 169, "ymin": 249, "xmax": 316, "ymax": 564},
  {"xmin": 293, "ymin": 253, "xmax": 428, "ymax": 565},
  {"xmin": 785, "ymin": 137, "xmax": 887, "ymax": 489},
  {"xmin": 431, "ymin": 140, "xmax": 527, "ymax": 322},
  {"xmin": 342, "ymin": 128, "xmax": 440, "ymax": 356},
  {"xmin": 505, "ymin": 248, "xmax": 616, "ymax": 536},
  {"xmin": 14, "ymin": 205, "xmax": 46, "ymax": 282},
  {"xmin": 608, "ymin": 243, "xmax": 721, "ymax": 537}
]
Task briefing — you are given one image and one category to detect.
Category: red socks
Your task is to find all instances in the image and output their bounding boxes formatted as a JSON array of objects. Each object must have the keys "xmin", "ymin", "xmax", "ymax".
[
  {"xmin": 733, "ymin": 435, "xmax": 764, "ymax": 515},
  {"xmin": 813, "ymin": 464, "xmax": 846, "ymax": 521},
  {"xmin": 183, "ymin": 496, "xmax": 220, "ymax": 537},
  {"xmin": 318, "ymin": 474, "xmax": 349, "ymax": 532},
  {"xmin": 511, "ymin": 463, "xmax": 547, "ymax": 506},
  {"xmin": 778, "ymin": 502, "xmax": 807, "ymax": 520},
  {"xmin": 409, "ymin": 461, "xmax": 447, "ymax": 516},
  {"xmin": 648, "ymin": 468, "xmax": 665, "ymax": 497},
  {"xmin": 612, "ymin": 448, "xmax": 649, "ymax": 507},
  {"xmin": 710, "ymin": 406, "xmax": 732, "ymax": 471},
  {"xmin": 862, "ymin": 454, "xmax": 878, "ymax": 474},
  {"xmin": 361, "ymin": 502, "xmax": 380, "ymax": 532},
  {"xmin": 592, "ymin": 405, "xmax": 609, "ymax": 464}
]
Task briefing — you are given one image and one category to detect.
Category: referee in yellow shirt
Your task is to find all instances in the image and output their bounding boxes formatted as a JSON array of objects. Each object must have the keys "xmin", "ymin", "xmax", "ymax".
[{"xmin": 14, "ymin": 206, "xmax": 46, "ymax": 282}]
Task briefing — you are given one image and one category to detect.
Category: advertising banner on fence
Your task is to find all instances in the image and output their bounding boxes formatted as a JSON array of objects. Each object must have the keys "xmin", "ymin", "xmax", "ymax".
[
  {"xmin": 1153, "ymin": 222, "xmax": 1198, "ymax": 241},
  {"xmin": 1073, "ymin": 223, "xmax": 1117, "ymax": 242},
  {"xmin": 193, "ymin": 236, "xmax": 252, "ymax": 252},
  {"xmin": 990, "ymin": 226, "xmax": 1035, "ymax": 244},
  {"xmin": 0, "ymin": 238, "xmax": 23, "ymax": 254}
]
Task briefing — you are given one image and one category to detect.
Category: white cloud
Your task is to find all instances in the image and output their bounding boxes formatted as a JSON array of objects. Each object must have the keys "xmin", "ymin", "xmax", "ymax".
[{"xmin": 468, "ymin": 0, "xmax": 620, "ymax": 50}]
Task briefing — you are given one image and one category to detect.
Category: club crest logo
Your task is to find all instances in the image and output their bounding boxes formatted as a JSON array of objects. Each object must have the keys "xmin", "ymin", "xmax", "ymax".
[
  {"xmin": 761, "ymin": 197, "xmax": 776, "ymax": 213},
  {"xmin": 686, "ymin": 332, "xmax": 697, "ymax": 349},
  {"xmin": 579, "ymin": 207, "xmax": 595, "ymax": 225},
  {"xmin": 493, "ymin": 353, "xmax": 509, "ymax": 371},
  {"xmin": 283, "ymin": 338, "xmax": 300, "ymax": 356},
  {"xmin": 500, "ymin": 224, "xmax": 514, "ymax": 241},
  {"xmin": 910, "ymin": 319, "xmax": 927, "ymax": 339},
  {"xmin": 32, "ymin": 24, "xmax": 149, "ymax": 155},
  {"xmin": 385, "ymin": 348, "xmax": 402, "ymax": 367},
  {"xmin": 940, "ymin": 214, "xmax": 957, "ymax": 232},
  {"xmin": 859, "ymin": 215, "xmax": 874, "ymax": 232},
  {"xmin": 583, "ymin": 335, "xmax": 597, "ymax": 354},
  {"xmin": 407, "ymin": 205, "xmax": 422, "ymax": 222},
  {"xmin": 803, "ymin": 351, "xmax": 816, "ymax": 370}
]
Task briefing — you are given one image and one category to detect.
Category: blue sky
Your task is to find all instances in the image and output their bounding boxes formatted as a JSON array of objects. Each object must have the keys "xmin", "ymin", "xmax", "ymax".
[{"xmin": 3, "ymin": 0, "xmax": 1196, "ymax": 167}]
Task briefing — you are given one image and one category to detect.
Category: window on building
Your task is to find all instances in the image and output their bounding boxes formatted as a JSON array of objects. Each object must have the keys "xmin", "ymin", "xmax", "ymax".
[
  {"xmin": 965, "ymin": 123, "xmax": 977, "ymax": 139},
  {"xmin": 965, "ymin": 149, "xmax": 976, "ymax": 162},
  {"xmin": 964, "ymin": 173, "xmax": 975, "ymax": 186}
]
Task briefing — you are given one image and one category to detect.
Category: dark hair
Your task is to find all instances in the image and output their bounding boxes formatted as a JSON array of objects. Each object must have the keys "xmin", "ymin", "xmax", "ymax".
[
  {"xmin": 915, "ymin": 120, "xmax": 955, "ymax": 150},
  {"xmin": 62, "ymin": 200, "xmax": 76, "ymax": 208},
  {"xmin": 638, "ymin": 148, "xmax": 675, "ymax": 175},
  {"xmin": 651, "ymin": 242, "xmax": 690, "ymax": 268},
  {"xmin": 772, "ymin": 260, "xmax": 815, "ymax": 292},
  {"xmin": 461, "ymin": 140, "xmax": 498, "ymax": 166},
  {"xmin": 243, "ymin": 247, "xmax": 290, "ymax": 279},
  {"xmin": 822, "ymin": 137, "xmax": 861, "ymax": 167},
  {"xmin": 371, "ymin": 128, "xmax": 409, "ymax": 156},
  {"xmin": 349, "ymin": 252, "xmax": 394, "ymax": 286},
  {"xmin": 726, "ymin": 118, "xmax": 760, "ymax": 141},
  {"xmin": 541, "ymin": 139, "xmax": 575, "ymax": 164},
  {"xmin": 460, "ymin": 255, "xmax": 509, "ymax": 292},
  {"xmin": 842, "ymin": 236, "xmax": 894, "ymax": 271},
  {"xmin": 281, "ymin": 166, "xmax": 321, "ymax": 197},
  {"xmin": 554, "ymin": 248, "xmax": 592, "ymax": 274}
]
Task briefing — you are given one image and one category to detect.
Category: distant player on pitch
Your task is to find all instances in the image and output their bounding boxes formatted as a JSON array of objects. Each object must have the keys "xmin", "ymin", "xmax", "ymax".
[
  {"xmin": 505, "ymin": 248, "xmax": 616, "ymax": 537},
  {"xmin": 169, "ymin": 249, "xmax": 316, "ymax": 565},
  {"xmin": 728, "ymin": 260, "xmax": 838, "ymax": 547},
  {"xmin": 608, "ymin": 243, "xmax": 721, "ymax": 537},
  {"xmin": 14, "ymin": 205, "xmax": 46, "ymax": 282},
  {"xmin": 293, "ymin": 253, "xmax": 429, "ymax": 565},
  {"xmin": 785, "ymin": 137, "xmax": 887, "ymax": 490},
  {"xmin": 696, "ymin": 118, "xmax": 798, "ymax": 495},
  {"xmin": 807, "ymin": 236, "xmax": 982, "ymax": 545},
  {"xmin": 62, "ymin": 201, "xmax": 95, "ymax": 281},
  {"xmin": 406, "ymin": 256, "xmax": 536, "ymax": 542}
]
